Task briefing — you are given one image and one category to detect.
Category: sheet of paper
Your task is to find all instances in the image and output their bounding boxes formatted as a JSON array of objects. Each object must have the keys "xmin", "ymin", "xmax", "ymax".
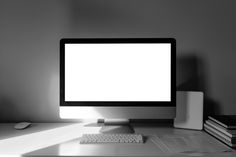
[{"xmin": 150, "ymin": 132, "xmax": 232, "ymax": 155}]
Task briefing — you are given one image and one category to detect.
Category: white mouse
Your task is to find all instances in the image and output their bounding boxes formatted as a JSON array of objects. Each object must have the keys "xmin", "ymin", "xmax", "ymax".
[{"xmin": 14, "ymin": 122, "xmax": 31, "ymax": 130}]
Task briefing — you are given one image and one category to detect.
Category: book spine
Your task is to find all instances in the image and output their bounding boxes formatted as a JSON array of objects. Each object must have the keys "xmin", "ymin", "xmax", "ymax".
[
  {"xmin": 208, "ymin": 116, "xmax": 228, "ymax": 128},
  {"xmin": 208, "ymin": 116, "xmax": 236, "ymax": 129},
  {"xmin": 204, "ymin": 124, "xmax": 236, "ymax": 143},
  {"xmin": 204, "ymin": 127, "xmax": 235, "ymax": 147},
  {"xmin": 206, "ymin": 120, "xmax": 234, "ymax": 138}
]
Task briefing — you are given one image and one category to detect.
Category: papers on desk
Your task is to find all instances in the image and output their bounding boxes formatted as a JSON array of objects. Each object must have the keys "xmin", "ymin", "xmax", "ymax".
[{"xmin": 150, "ymin": 132, "xmax": 232, "ymax": 155}]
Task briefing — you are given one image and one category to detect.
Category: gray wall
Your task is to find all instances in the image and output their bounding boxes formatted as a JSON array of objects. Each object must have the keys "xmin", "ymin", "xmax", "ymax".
[{"xmin": 0, "ymin": 0, "xmax": 236, "ymax": 122}]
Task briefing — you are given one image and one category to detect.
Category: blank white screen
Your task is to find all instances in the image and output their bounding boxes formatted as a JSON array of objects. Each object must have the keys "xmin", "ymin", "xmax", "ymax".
[{"xmin": 65, "ymin": 44, "xmax": 171, "ymax": 101}]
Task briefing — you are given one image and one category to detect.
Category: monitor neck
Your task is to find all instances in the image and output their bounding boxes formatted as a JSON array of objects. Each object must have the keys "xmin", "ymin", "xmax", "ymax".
[
  {"xmin": 97, "ymin": 119, "xmax": 134, "ymax": 134},
  {"xmin": 98, "ymin": 119, "xmax": 130, "ymax": 125}
]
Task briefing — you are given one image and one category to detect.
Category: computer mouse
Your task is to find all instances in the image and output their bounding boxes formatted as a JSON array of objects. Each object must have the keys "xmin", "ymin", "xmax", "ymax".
[{"xmin": 14, "ymin": 122, "xmax": 31, "ymax": 130}]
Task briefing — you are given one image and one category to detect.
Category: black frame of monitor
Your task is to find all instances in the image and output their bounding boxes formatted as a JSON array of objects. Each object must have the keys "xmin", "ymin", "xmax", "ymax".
[{"xmin": 60, "ymin": 38, "xmax": 176, "ymax": 107}]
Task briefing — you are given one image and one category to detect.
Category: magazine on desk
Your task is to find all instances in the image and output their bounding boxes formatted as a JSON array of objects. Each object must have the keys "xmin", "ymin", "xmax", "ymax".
[
  {"xmin": 204, "ymin": 124, "xmax": 236, "ymax": 143},
  {"xmin": 206, "ymin": 120, "xmax": 236, "ymax": 137},
  {"xmin": 208, "ymin": 115, "xmax": 236, "ymax": 129},
  {"xmin": 204, "ymin": 124, "xmax": 236, "ymax": 147},
  {"xmin": 204, "ymin": 115, "xmax": 236, "ymax": 147}
]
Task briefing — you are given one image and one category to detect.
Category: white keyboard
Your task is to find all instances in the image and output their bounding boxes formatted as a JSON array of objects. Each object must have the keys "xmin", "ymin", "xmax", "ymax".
[{"xmin": 80, "ymin": 134, "xmax": 144, "ymax": 144}]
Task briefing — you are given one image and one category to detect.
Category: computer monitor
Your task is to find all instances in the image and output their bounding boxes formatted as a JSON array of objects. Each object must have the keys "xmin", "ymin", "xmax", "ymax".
[{"xmin": 60, "ymin": 38, "xmax": 176, "ymax": 132}]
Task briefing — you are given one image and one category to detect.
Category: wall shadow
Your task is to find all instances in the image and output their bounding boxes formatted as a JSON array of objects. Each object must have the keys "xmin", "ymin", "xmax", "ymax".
[
  {"xmin": 177, "ymin": 52, "xmax": 220, "ymax": 119},
  {"xmin": 0, "ymin": 96, "xmax": 21, "ymax": 122}
]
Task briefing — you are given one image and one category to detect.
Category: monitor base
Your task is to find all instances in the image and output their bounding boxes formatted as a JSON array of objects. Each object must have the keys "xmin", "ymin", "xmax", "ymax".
[{"xmin": 99, "ymin": 125, "xmax": 134, "ymax": 134}]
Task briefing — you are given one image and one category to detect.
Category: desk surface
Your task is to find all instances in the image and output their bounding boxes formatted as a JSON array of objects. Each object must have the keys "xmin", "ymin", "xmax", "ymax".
[{"xmin": 0, "ymin": 122, "xmax": 235, "ymax": 157}]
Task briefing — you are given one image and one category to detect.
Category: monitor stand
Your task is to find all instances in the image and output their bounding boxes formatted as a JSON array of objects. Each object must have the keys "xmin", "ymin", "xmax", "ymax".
[{"xmin": 98, "ymin": 119, "xmax": 134, "ymax": 134}]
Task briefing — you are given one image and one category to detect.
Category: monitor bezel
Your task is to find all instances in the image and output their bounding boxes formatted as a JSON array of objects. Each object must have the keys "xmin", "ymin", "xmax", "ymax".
[{"xmin": 60, "ymin": 38, "xmax": 176, "ymax": 107}]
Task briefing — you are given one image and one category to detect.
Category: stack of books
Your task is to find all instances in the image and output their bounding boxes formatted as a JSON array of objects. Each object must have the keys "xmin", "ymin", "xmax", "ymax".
[{"xmin": 204, "ymin": 115, "xmax": 236, "ymax": 147}]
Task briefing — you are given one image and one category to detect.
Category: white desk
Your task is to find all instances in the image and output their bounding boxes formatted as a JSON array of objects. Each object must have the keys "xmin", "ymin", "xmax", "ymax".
[{"xmin": 0, "ymin": 123, "xmax": 235, "ymax": 157}]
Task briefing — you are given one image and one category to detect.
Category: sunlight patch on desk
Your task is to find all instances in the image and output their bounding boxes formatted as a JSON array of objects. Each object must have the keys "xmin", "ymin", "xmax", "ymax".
[{"xmin": 0, "ymin": 123, "xmax": 97, "ymax": 155}]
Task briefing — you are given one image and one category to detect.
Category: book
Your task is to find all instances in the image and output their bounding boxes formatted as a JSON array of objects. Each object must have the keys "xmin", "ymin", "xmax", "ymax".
[
  {"xmin": 204, "ymin": 125, "xmax": 236, "ymax": 147},
  {"xmin": 208, "ymin": 115, "xmax": 236, "ymax": 129},
  {"xmin": 206, "ymin": 120, "xmax": 236, "ymax": 138},
  {"xmin": 204, "ymin": 124, "xmax": 236, "ymax": 143}
]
